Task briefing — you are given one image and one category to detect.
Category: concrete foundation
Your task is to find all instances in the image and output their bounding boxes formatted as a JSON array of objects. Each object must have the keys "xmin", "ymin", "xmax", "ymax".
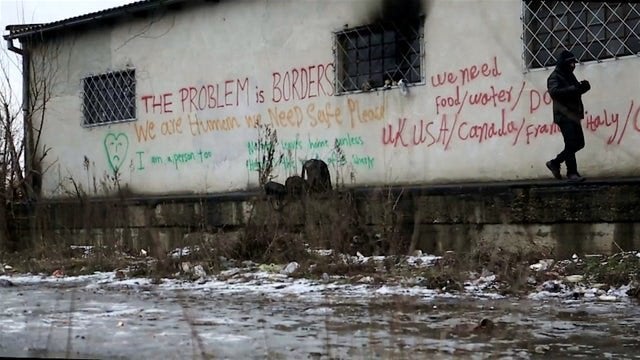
[{"xmin": 12, "ymin": 178, "xmax": 640, "ymax": 257}]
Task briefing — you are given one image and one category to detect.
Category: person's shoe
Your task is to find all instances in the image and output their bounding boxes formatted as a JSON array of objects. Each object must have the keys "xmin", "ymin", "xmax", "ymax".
[
  {"xmin": 546, "ymin": 161, "xmax": 562, "ymax": 180},
  {"xmin": 567, "ymin": 174, "xmax": 586, "ymax": 182}
]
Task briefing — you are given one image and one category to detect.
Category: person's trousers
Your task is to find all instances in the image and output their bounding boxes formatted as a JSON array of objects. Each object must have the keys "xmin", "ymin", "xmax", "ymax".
[{"xmin": 551, "ymin": 120, "xmax": 585, "ymax": 175}]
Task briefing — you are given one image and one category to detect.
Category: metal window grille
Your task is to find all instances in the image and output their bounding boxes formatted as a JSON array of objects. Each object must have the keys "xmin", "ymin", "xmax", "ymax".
[
  {"xmin": 334, "ymin": 19, "xmax": 424, "ymax": 94},
  {"xmin": 523, "ymin": 1, "xmax": 640, "ymax": 69},
  {"xmin": 82, "ymin": 69, "xmax": 136, "ymax": 126}
]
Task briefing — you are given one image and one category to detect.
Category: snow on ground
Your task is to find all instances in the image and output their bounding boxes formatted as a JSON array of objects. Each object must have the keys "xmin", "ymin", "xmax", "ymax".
[{"xmin": 1, "ymin": 250, "xmax": 638, "ymax": 303}]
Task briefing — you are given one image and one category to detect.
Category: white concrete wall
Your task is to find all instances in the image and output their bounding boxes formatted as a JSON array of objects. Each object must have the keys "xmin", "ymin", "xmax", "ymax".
[{"xmin": 34, "ymin": 0, "xmax": 640, "ymax": 198}]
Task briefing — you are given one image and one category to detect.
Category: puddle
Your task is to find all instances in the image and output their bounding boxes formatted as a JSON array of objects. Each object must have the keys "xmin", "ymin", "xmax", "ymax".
[{"xmin": 1, "ymin": 278, "xmax": 640, "ymax": 359}]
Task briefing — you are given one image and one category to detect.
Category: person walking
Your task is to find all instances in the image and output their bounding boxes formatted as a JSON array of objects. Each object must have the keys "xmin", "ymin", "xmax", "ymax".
[{"xmin": 545, "ymin": 50, "xmax": 590, "ymax": 182}]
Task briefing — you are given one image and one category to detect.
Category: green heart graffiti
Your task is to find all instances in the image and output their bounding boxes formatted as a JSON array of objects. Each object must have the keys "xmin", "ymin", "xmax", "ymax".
[{"xmin": 104, "ymin": 133, "xmax": 129, "ymax": 173}]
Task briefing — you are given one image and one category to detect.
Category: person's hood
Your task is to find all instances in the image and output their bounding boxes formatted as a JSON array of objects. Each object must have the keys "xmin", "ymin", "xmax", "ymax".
[{"xmin": 556, "ymin": 50, "xmax": 577, "ymax": 70}]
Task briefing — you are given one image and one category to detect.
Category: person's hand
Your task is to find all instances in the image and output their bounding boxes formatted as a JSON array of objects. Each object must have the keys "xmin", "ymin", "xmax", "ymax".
[{"xmin": 580, "ymin": 80, "xmax": 591, "ymax": 92}]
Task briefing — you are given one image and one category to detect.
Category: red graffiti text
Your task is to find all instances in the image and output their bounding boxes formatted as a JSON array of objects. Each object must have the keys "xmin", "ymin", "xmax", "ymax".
[
  {"xmin": 458, "ymin": 109, "xmax": 523, "ymax": 144},
  {"xmin": 431, "ymin": 56, "xmax": 502, "ymax": 88},
  {"xmin": 380, "ymin": 112, "xmax": 571, "ymax": 151},
  {"xmin": 529, "ymin": 89, "xmax": 552, "ymax": 114},
  {"xmin": 435, "ymin": 85, "xmax": 516, "ymax": 114},
  {"xmin": 272, "ymin": 63, "xmax": 335, "ymax": 103},
  {"xmin": 178, "ymin": 78, "xmax": 250, "ymax": 112},
  {"xmin": 524, "ymin": 122, "xmax": 560, "ymax": 145},
  {"xmin": 141, "ymin": 93, "xmax": 173, "ymax": 114}
]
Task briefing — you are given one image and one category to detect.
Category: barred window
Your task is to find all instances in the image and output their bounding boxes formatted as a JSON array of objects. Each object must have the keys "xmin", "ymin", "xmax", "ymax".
[
  {"xmin": 82, "ymin": 69, "xmax": 136, "ymax": 126},
  {"xmin": 334, "ymin": 18, "xmax": 424, "ymax": 94},
  {"xmin": 523, "ymin": 1, "xmax": 640, "ymax": 69}
]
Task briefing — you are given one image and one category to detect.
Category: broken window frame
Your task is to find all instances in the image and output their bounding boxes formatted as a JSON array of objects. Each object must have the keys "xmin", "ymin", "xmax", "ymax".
[
  {"xmin": 82, "ymin": 69, "xmax": 136, "ymax": 126},
  {"xmin": 333, "ymin": 18, "xmax": 425, "ymax": 94},
  {"xmin": 522, "ymin": 1, "xmax": 640, "ymax": 69}
]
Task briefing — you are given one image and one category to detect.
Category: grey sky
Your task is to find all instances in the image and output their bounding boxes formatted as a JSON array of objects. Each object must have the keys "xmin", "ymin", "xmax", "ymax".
[
  {"xmin": 1, "ymin": 0, "xmax": 135, "ymax": 106},
  {"xmin": 1, "ymin": 0, "xmax": 135, "ymax": 28}
]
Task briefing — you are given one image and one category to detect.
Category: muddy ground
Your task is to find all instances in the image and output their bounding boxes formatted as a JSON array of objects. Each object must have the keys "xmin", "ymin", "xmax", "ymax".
[{"xmin": 1, "ymin": 269, "xmax": 639, "ymax": 359}]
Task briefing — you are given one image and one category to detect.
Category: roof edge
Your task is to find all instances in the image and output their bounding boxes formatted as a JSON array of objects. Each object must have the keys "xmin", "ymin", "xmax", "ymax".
[{"xmin": 3, "ymin": 0, "xmax": 190, "ymax": 41}]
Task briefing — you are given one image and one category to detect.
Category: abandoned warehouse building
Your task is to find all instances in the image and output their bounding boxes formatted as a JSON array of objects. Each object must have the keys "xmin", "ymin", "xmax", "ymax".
[{"xmin": 3, "ymin": 0, "xmax": 640, "ymax": 256}]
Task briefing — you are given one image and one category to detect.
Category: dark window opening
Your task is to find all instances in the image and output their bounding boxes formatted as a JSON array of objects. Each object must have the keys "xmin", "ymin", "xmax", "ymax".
[
  {"xmin": 82, "ymin": 69, "xmax": 136, "ymax": 126},
  {"xmin": 523, "ymin": 1, "xmax": 640, "ymax": 69},
  {"xmin": 334, "ymin": 18, "xmax": 424, "ymax": 93}
]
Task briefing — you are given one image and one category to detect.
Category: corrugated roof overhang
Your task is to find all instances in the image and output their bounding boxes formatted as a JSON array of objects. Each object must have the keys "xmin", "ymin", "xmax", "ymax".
[{"xmin": 3, "ymin": 0, "xmax": 194, "ymax": 41}]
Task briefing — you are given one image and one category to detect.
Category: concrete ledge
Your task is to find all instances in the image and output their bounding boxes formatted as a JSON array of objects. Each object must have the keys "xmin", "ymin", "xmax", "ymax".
[
  {"xmin": 416, "ymin": 223, "xmax": 640, "ymax": 259},
  {"xmin": 14, "ymin": 178, "xmax": 640, "ymax": 256}
]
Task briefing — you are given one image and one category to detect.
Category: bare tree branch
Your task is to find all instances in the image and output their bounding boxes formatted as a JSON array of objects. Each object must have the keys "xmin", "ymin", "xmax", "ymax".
[{"xmin": 0, "ymin": 36, "xmax": 60, "ymax": 250}]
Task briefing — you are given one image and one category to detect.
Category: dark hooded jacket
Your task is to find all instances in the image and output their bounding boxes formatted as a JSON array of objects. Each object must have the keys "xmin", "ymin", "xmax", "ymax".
[{"xmin": 547, "ymin": 50, "xmax": 590, "ymax": 123}]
